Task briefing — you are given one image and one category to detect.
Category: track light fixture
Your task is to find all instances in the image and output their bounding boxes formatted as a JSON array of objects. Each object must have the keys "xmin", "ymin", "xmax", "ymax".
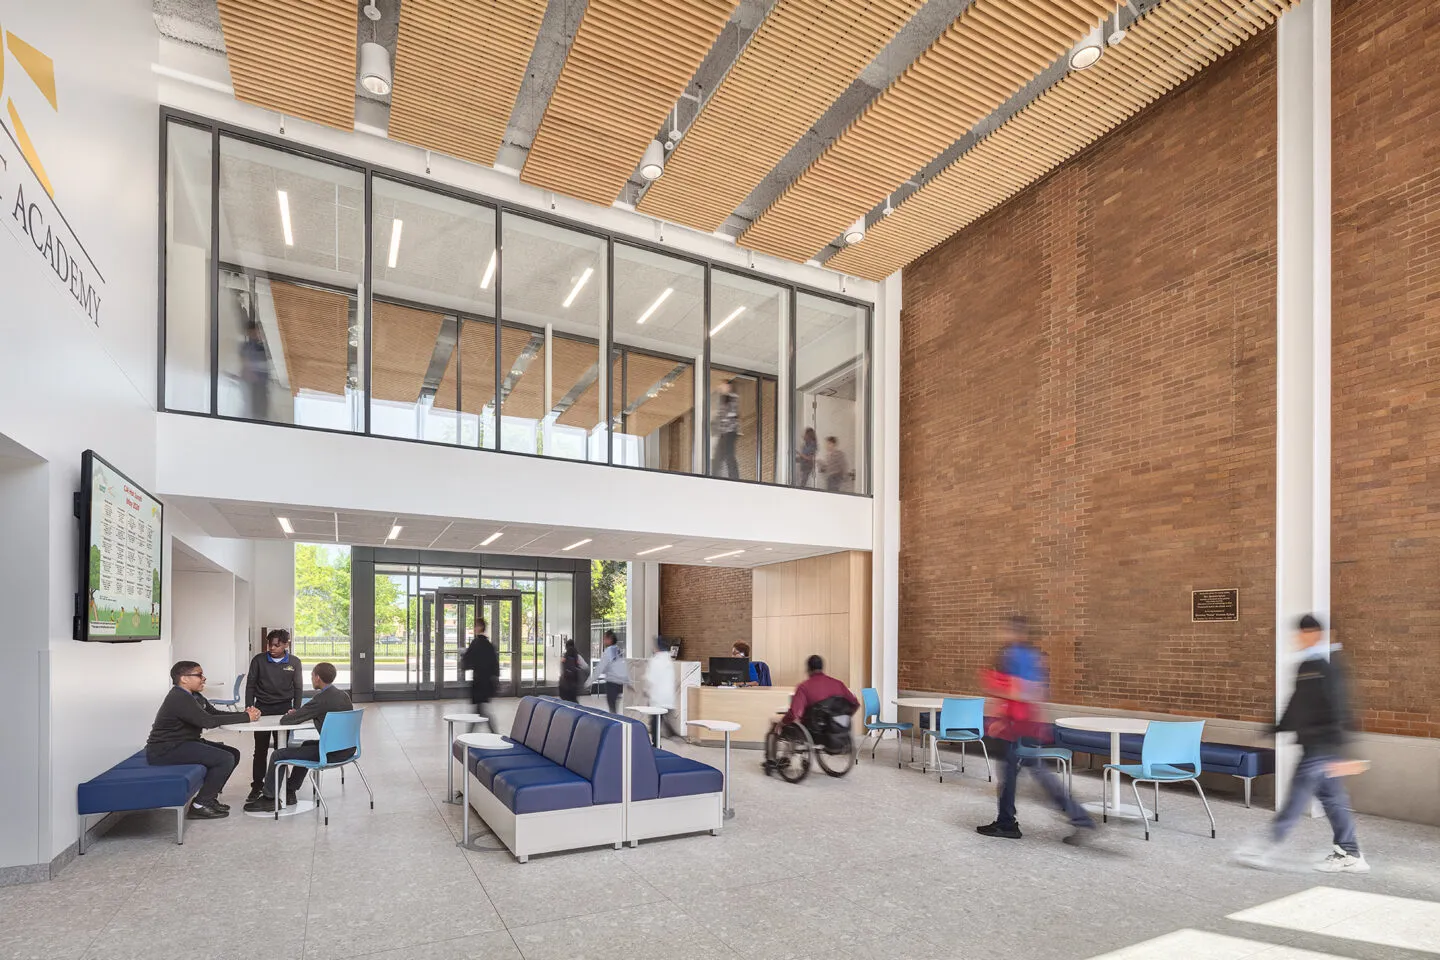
[
  {"xmin": 359, "ymin": 3, "xmax": 392, "ymax": 95},
  {"xmin": 639, "ymin": 139, "xmax": 666, "ymax": 181},
  {"xmin": 1068, "ymin": 23, "xmax": 1105, "ymax": 71},
  {"xmin": 843, "ymin": 217, "xmax": 866, "ymax": 246}
]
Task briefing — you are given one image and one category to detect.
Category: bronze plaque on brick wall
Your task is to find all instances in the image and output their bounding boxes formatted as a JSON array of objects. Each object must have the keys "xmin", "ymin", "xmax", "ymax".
[{"xmin": 1191, "ymin": 589, "xmax": 1239, "ymax": 622}]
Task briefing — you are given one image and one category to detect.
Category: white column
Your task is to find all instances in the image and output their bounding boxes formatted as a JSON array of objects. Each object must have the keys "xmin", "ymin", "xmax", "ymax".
[
  {"xmin": 1275, "ymin": 0, "xmax": 1331, "ymax": 810},
  {"xmin": 629, "ymin": 561, "xmax": 660, "ymax": 656},
  {"xmin": 871, "ymin": 273, "xmax": 902, "ymax": 721}
]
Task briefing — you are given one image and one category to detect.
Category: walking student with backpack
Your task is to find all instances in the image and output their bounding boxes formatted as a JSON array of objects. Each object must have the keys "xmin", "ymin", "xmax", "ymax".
[{"xmin": 558, "ymin": 638, "xmax": 589, "ymax": 703}]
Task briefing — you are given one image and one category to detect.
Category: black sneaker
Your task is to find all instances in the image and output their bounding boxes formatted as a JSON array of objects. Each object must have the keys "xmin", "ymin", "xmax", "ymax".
[
  {"xmin": 244, "ymin": 787, "xmax": 264, "ymax": 803},
  {"xmin": 212, "ymin": 801, "xmax": 231, "ymax": 813},
  {"xmin": 976, "ymin": 821, "xmax": 1022, "ymax": 839},
  {"xmin": 187, "ymin": 802, "xmax": 228, "ymax": 820},
  {"xmin": 1062, "ymin": 822, "xmax": 1096, "ymax": 846},
  {"xmin": 242, "ymin": 795, "xmax": 277, "ymax": 813},
  {"xmin": 285, "ymin": 791, "xmax": 298, "ymax": 807}
]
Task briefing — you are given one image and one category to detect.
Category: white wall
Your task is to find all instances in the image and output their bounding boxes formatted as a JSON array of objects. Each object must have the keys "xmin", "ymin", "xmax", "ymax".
[
  {"xmin": 173, "ymin": 571, "xmax": 240, "ymax": 684},
  {"xmin": 251, "ymin": 539, "xmax": 296, "ymax": 638}
]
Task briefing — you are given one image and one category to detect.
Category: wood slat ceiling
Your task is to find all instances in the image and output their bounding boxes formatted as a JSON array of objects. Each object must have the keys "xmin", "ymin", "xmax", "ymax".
[
  {"xmin": 828, "ymin": 0, "xmax": 1293, "ymax": 280},
  {"xmin": 388, "ymin": 0, "xmax": 549, "ymax": 167},
  {"xmin": 622, "ymin": 353, "xmax": 693, "ymax": 437},
  {"xmin": 215, "ymin": 0, "xmax": 357, "ymax": 130},
  {"xmin": 270, "ymin": 281, "xmax": 351, "ymax": 396},
  {"xmin": 372, "ymin": 301, "xmax": 445, "ymax": 404},
  {"xmin": 740, "ymin": 0, "xmax": 1120, "ymax": 262},
  {"xmin": 635, "ymin": 0, "xmax": 923, "ymax": 232},
  {"xmin": 521, "ymin": 0, "xmax": 740, "ymax": 206},
  {"xmin": 556, "ymin": 340, "xmax": 618, "ymax": 428}
]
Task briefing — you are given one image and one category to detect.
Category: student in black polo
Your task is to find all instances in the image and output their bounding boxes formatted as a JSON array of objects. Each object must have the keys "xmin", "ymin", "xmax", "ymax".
[
  {"xmin": 146, "ymin": 660, "xmax": 259, "ymax": 818},
  {"xmin": 244, "ymin": 661, "xmax": 354, "ymax": 811},
  {"xmin": 244, "ymin": 629, "xmax": 303, "ymax": 804}
]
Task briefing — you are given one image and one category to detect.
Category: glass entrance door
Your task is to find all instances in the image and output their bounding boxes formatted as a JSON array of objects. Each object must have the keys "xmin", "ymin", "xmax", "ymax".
[{"xmin": 420, "ymin": 589, "xmax": 523, "ymax": 699}]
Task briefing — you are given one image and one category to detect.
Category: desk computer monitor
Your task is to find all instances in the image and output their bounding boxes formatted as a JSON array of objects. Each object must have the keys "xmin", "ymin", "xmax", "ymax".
[{"xmin": 709, "ymin": 657, "xmax": 749, "ymax": 685}]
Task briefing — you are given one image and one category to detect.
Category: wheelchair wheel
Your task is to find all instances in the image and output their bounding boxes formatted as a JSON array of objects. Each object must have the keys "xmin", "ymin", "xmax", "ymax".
[
  {"xmin": 766, "ymin": 723, "xmax": 812, "ymax": 783},
  {"xmin": 815, "ymin": 733, "xmax": 856, "ymax": 778}
]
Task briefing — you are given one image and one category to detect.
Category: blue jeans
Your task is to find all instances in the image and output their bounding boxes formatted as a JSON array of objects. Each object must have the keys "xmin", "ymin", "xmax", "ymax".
[
  {"xmin": 1272, "ymin": 754, "xmax": 1359, "ymax": 855},
  {"xmin": 998, "ymin": 737, "xmax": 1093, "ymax": 829}
]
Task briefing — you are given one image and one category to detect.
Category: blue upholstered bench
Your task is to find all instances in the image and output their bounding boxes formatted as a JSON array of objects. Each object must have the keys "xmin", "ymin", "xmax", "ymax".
[
  {"xmin": 453, "ymin": 696, "xmax": 724, "ymax": 861},
  {"xmin": 76, "ymin": 751, "xmax": 205, "ymax": 853},
  {"xmin": 1051, "ymin": 726, "xmax": 1275, "ymax": 806}
]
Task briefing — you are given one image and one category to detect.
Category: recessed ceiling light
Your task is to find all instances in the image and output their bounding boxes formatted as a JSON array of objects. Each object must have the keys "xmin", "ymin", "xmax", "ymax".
[
  {"xmin": 1069, "ymin": 24, "xmax": 1104, "ymax": 70},
  {"xmin": 710, "ymin": 306, "xmax": 744, "ymax": 336},
  {"xmin": 639, "ymin": 139, "xmax": 665, "ymax": 181},
  {"xmin": 387, "ymin": 524, "xmax": 403, "ymax": 540},
  {"xmin": 705, "ymin": 549, "xmax": 745, "ymax": 561},
  {"xmin": 563, "ymin": 268, "xmax": 594, "ymax": 308},
  {"xmin": 637, "ymin": 288, "xmax": 672, "ymax": 324},
  {"xmin": 387, "ymin": 219, "xmax": 403, "ymax": 268},
  {"xmin": 843, "ymin": 217, "xmax": 865, "ymax": 245},
  {"xmin": 277, "ymin": 190, "xmax": 293, "ymax": 246},
  {"xmin": 277, "ymin": 517, "xmax": 294, "ymax": 534},
  {"xmin": 480, "ymin": 251, "xmax": 496, "ymax": 289},
  {"xmin": 481, "ymin": 532, "xmax": 503, "ymax": 546},
  {"xmin": 636, "ymin": 544, "xmax": 672, "ymax": 556},
  {"xmin": 359, "ymin": 40, "xmax": 392, "ymax": 96},
  {"xmin": 563, "ymin": 538, "xmax": 593, "ymax": 552}
]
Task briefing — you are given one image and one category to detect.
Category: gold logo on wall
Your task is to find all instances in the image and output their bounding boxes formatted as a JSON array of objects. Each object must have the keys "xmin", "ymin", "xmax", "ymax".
[{"xmin": 0, "ymin": 25, "xmax": 58, "ymax": 197}]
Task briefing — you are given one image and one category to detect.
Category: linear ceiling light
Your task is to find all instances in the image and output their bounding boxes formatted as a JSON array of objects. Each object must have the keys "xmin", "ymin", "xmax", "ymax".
[
  {"xmin": 277, "ymin": 517, "xmax": 294, "ymax": 534},
  {"xmin": 710, "ymin": 306, "xmax": 745, "ymax": 336},
  {"xmin": 563, "ymin": 267, "xmax": 594, "ymax": 308},
  {"xmin": 637, "ymin": 288, "xmax": 673, "ymax": 324},
  {"xmin": 480, "ymin": 251, "xmax": 497, "ymax": 289},
  {"xmin": 843, "ymin": 217, "xmax": 866, "ymax": 245},
  {"xmin": 1069, "ymin": 24, "xmax": 1105, "ymax": 71},
  {"xmin": 277, "ymin": 190, "xmax": 293, "ymax": 246},
  {"xmin": 387, "ymin": 219, "xmax": 403, "ymax": 268},
  {"xmin": 480, "ymin": 531, "xmax": 503, "ymax": 546},
  {"xmin": 562, "ymin": 538, "xmax": 593, "ymax": 551},
  {"xmin": 639, "ymin": 139, "xmax": 666, "ymax": 181},
  {"xmin": 387, "ymin": 524, "xmax": 403, "ymax": 540},
  {"xmin": 636, "ymin": 544, "xmax": 672, "ymax": 556},
  {"xmin": 705, "ymin": 549, "xmax": 745, "ymax": 561}
]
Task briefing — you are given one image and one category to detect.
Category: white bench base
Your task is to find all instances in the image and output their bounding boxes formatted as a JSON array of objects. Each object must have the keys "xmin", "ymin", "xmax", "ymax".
[
  {"xmin": 465, "ymin": 770, "xmax": 623, "ymax": 862},
  {"xmin": 627, "ymin": 793, "xmax": 723, "ymax": 843}
]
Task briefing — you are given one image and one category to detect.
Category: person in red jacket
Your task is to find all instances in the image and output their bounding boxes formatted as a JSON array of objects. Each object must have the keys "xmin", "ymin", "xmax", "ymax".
[{"xmin": 780, "ymin": 655, "xmax": 858, "ymax": 726}]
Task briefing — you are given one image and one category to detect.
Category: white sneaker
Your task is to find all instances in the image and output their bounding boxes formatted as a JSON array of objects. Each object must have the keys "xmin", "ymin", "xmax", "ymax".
[
  {"xmin": 1235, "ymin": 837, "xmax": 1280, "ymax": 869},
  {"xmin": 1315, "ymin": 844, "xmax": 1370, "ymax": 874}
]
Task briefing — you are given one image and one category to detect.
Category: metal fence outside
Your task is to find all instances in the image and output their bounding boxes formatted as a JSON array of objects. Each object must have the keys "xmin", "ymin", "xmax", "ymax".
[{"xmin": 590, "ymin": 620, "xmax": 628, "ymax": 657}]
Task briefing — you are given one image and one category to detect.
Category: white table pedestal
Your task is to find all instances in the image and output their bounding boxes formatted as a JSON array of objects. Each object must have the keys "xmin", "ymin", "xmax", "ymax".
[
  {"xmin": 455, "ymin": 732, "xmax": 511, "ymax": 848},
  {"xmin": 687, "ymin": 720, "xmax": 740, "ymax": 820},
  {"xmin": 1057, "ymin": 718, "xmax": 1153, "ymax": 821},
  {"xmin": 443, "ymin": 713, "xmax": 488, "ymax": 805}
]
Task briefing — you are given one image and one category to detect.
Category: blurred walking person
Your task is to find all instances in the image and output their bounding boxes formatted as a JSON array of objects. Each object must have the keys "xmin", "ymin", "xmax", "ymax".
[
  {"xmin": 977, "ymin": 615, "xmax": 1096, "ymax": 843},
  {"xmin": 645, "ymin": 637, "xmax": 681, "ymax": 741},
  {"xmin": 1237, "ymin": 614, "xmax": 1369, "ymax": 873},
  {"xmin": 240, "ymin": 320, "xmax": 271, "ymax": 421},
  {"xmin": 460, "ymin": 618, "xmax": 500, "ymax": 734},
  {"xmin": 593, "ymin": 629, "xmax": 626, "ymax": 712},
  {"xmin": 795, "ymin": 428, "xmax": 818, "ymax": 488},
  {"xmin": 558, "ymin": 638, "xmax": 587, "ymax": 703},
  {"xmin": 819, "ymin": 436, "xmax": 849, "ymax": 492},
  {"xmin": 712, "ymin": 379, "xmax": 741, "ymax": 479}
]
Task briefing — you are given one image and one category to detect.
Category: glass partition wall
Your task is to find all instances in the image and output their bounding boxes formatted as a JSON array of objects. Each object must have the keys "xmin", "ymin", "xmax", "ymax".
[{"xmin": 160, "ymin": 114, "xmax": 872, "ymax": 494}]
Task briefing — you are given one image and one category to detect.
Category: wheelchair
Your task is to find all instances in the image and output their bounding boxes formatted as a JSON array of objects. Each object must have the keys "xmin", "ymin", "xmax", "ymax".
[{"xmin": 763, "ymin": 696, "xmax": 858, "ymax": 783}]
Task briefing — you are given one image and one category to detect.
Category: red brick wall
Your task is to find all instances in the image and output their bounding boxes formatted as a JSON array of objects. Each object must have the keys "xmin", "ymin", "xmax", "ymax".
[
  {"xmin": 1331, "ymin": 0, "xmax": 1440, "ymax": 738},
  {"xmin": 898, "ymin": 32, "xmax": 1278, "ymax": 721},
  {"xmin": 658, "ymin": 564, "xmax": 752, "ymax": 664}
]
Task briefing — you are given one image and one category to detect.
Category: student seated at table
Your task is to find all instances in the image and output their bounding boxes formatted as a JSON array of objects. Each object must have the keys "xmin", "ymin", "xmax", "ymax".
[
  {"xmin": 243, "ymin": 662, "xmax": 354, "ymax": 812},
  {"xmin": 146, "ymin": 660, "xmax": 260, "ymax": 820}
]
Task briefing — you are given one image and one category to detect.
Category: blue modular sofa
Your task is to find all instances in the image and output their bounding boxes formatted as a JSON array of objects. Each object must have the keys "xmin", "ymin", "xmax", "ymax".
[
  {"xmin": 453, "ymin": 696, "xmax": 723, "ymax": 861},
  {"xmin": 76, "ymin": 751, "xmax": 206, "ymax": 853},
  {"xmin": 1051, "ymin": 726, "xmax": 1275, "ymax": 806}
]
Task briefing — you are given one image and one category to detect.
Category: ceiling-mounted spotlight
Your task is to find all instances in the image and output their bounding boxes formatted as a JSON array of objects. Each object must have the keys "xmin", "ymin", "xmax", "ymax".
[
  {"xmin": 1108, "ymin": 9, "xmax": 1127, "ymax": 46},
  {"xmin": 359, "ymin": 3, "xmax": 392, "ymax": 95},
  {"xmin": 639, "ymin": 139, "xmax": 666, "ymax": 181},
  {"xmin": 1069, "ymin": 23, "xmax": 1105, "ymax": 71},
  {"xmin": 843, "ymin": 217, "xmax": 866, "ymax": 246}
]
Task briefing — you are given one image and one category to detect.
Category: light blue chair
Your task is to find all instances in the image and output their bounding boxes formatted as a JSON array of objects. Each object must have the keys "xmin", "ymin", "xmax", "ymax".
[
  {"xmin": 273, "ymin": 709, "xmax": 372, "ymax": 825},
  {"xmin": 209, "ymin": 673, "xmax": 244, "ymax": 706},
  {"xmin": 924, "ymin": 697, "xmax": 990, "ymax": 783},
  {"xmin": 1015, "ymin": 743, "xmax": 1073, "ymax": 796},
  {"xmin": 1103, "ymin": 720, "xmax": 1215, "ymax": 841},
  {"xmin": 861, "ymin": 688, "xmax": 913, "ymax": 768}
]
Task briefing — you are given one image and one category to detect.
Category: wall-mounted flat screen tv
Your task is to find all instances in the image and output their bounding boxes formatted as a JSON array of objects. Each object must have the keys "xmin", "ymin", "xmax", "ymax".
[{"xmin": 75, "ymin": 450, "xmax": 164, "ymax": 642}]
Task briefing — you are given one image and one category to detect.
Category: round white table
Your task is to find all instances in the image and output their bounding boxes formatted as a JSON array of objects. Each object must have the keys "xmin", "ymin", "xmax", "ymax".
[
  {"xmin": 628, "ymin": 705, "xmax": 671, "ymax": 747},
  {"xmin": 443, "ymin": 713, "xmax": 489, "ymax": 804},
  {"xmin": 1056, "ymin": 716, "xmax": 1151, "ymax": 819},
  {"xmin": 686, "ymin": 719, "xmax": 740, "ymax": 820},
  {"xmin": 456, "ymin": 732, "xmax": 512, "ymax": 847},
  {"xmin": 227, "ymin": 717, "xmax": 319, "ymax": 818},
  {"xmin": 893, "ymin": 697, "xmax": 950, "ymax": 772}
]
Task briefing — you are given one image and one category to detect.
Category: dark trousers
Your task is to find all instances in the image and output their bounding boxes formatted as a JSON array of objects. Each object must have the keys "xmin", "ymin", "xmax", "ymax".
[
  {"xmin": 1273, "ymin": 754, "xmax": 1360, "ymax": 855},
  {"xmin": 713, "ymin": 433, "xmax": 738, "ymax": 478},
  {"xmin": 472, "ymin": 700, "xmax": 498, "ymax": 734},
  {"xmin": 264, "ymin": 743, "xmax": 317, "ymax": 797},
  {"xmin": 605, "ymin": 682, "xmax": 623, "ymax": 713},
  {"xmin": 151, "ymin": 739, "xmax": 240, "ymax": 805},
  {"xmin": 251, "ymin": 704, "xmax": 290, "ymax": 788},
  {"xmin": 998, "ymin": 737, "xmax": 1091, "ymax": 829}
]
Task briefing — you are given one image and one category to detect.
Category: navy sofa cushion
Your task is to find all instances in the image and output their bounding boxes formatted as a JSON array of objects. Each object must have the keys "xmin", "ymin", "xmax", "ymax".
[
  {"xmin": 78, "ymin": 752, "xmax": 204, "ymax": 815},
  {"xmin": 509, "ymin": 698, "xmax": 537, "ymax": 741},
  {"xmin": 474, "ymin": 750, "xmax": 552, "ymax": 788},
  {"xmin": 542, "ymin": 698, "xmax": 660, "ymax": 802},
  {"xmin": 523, "ymin": 701, "xmax": 560, "ymax": 752},
  {"xmin": 542, "ymin": 709, "xmax": 580, "ymax": 765},
  {"xmin": 491, "ymin": 765, "xmax": 593, "ymax": 814},
  {"xmin": 454, "ymin": 738, "xmax": 525, "ymax": 769},
  {"xmin": 652, "ymin": 750, "xmax": 723, "ymax": 798}
]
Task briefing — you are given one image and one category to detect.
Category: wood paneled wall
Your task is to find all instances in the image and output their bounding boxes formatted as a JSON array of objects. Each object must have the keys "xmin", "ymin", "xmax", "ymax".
[{"xmin": 752, "ymin": 552, "xmax": 871, "ymax": 689}]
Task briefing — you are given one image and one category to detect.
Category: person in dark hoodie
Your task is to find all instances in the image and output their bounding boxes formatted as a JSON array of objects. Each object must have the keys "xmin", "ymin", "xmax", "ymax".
[
  {"xmin": 146, "ymin": 661, "xmax": 259, "ymax": 819},
  {"xmin": 244, "ymin": 661, "xmax": 354, "ymax": 811},
  {"xmin": 244, "ymin": 628, "xmax": 304, "ymax": 804},
  {"xmin": 1238, "ymin": 614, "xmax": 1370, "ymax": 873},
  {"xmin": 460, "ymin": 618, "xmax": 500, "ymax": 733}
]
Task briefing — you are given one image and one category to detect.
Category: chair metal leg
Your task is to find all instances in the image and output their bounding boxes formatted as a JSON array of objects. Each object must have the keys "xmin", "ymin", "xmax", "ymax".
[
  {"xmin": 313, "ymin": 772, "xmax": 330, "ymax": 825},
  {"xmin": 176, "ymin": 805, "xmax": 186, "ymax": 845},
  {"xmin": 978, "ymin": 740, "xmax": 992, "ymax": 782},
  {"xmin": 959, "ymin": 738, "xmax": 966, "ymax": 774},
  {"xmin": 1241, "ymin": 776, "xmax": 1252, "ymax": 808},
  {"xmin": 352, "ymin": 761, "xmax": 374, "ymax": 809},
  {"xmin": 1133, "ymin": 779, "xmax": 1149, "ymax": 840},
  {"xmin": 274, "ymin": 762, "xmax": 285, "ymax": 820},
  {"xmin": 1192, "ymin": 779, "xmax": 1216, "ymax": 838},
  {"xmin": 1101, "ymin": 767, "xmax": 1108, "ymax": 823},
  {"xmin": 77, "ymin": 814, "xmax": 88, "ymax": 855},
  {"xmin": 1154, "ymin": 781, "xmax": 1160, "ymax": 821}
]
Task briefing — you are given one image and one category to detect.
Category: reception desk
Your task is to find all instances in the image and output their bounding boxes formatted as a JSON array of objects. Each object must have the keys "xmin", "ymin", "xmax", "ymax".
[{"xmin": 686, "ymin": 685, "xmax": 795, "ymax": 746}]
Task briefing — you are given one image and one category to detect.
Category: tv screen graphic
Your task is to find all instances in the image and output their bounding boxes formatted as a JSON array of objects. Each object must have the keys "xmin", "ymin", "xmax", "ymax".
[{"xmin": 77, "ymin": 450, "xmax": 164, "ymax": 642}]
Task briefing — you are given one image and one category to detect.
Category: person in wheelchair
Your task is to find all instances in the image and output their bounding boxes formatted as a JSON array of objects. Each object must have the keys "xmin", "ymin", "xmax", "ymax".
[{"xmin": 764, "ymin": 655, "xmax": 859, "ymax": 781}]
